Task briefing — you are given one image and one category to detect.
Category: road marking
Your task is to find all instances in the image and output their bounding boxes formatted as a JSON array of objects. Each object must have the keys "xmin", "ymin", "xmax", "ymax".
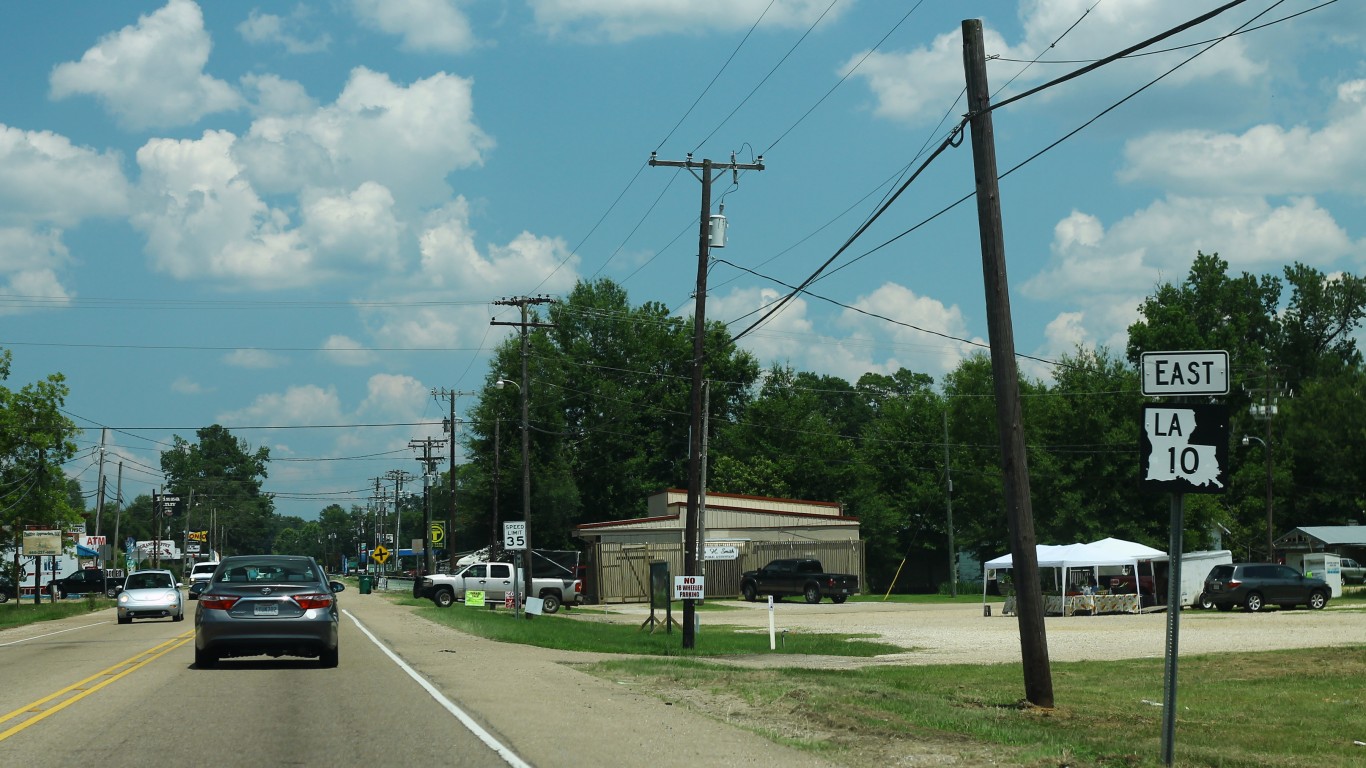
[
  {"xmin": 343, "ymin": 609, "xmax": 531, "ymax": 768},
  {"xmin": 0, "ymin": 621, "xmax": 109, "ymax": 647},
  {"xmin": 0, "ymin": 630, "xmax": 194, "ymax": 741}
]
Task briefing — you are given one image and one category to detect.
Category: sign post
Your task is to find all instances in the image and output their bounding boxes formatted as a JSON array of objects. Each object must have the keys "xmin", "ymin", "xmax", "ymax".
[{"xmin": 1141, "ymin": 350, "xmax": 1229, "ymax": 767}]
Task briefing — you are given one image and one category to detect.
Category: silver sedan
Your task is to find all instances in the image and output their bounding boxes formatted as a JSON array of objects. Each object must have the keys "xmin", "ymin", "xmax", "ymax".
[{"xmin": 194, "ymin": 555, "xmax": 345, "ymax": 668}]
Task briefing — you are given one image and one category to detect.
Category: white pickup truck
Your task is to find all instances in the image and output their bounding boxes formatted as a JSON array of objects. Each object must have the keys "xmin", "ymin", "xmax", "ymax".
[{"xmin": 419, "ymin": 561, "xmax": 582, "ymax": 614}]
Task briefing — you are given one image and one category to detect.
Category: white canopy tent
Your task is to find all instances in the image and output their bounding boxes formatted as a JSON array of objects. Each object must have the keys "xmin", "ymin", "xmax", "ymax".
[{"xmin": 983, "ymin": 538, "xmax": 1167, "ymax": 615}]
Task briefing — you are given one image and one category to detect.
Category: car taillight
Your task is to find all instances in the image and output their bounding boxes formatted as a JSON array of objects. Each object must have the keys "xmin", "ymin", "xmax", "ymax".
[
  {"xmin": 200, "ymin": 594, "xmax": 240, "ymax": 610},
  {"xmin": 1227, "ymin": 579, "xmax": 1241, "ymax": 589},
  {"xmin": 574, "ymin": 580, "xmax": 583, "ymax": 594},
  {"xmin": 292, "ymin": 593, "xmax": 335, "ymax": 610}
]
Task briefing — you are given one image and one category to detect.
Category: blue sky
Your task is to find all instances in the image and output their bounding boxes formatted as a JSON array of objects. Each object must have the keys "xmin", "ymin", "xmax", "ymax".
[{"xmin": 2, "ymin": 1, "xmax": 1362, "ymax": 522}]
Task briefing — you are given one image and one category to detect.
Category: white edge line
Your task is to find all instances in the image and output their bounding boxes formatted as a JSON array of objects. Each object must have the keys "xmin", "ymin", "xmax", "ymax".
[
  {"xmin": 0, "ymin": 621, "xmax": 108, "ymax": 648},
  {"xmin": 343, "ymin": 608, "xmax": 532, "ymax": 768}
]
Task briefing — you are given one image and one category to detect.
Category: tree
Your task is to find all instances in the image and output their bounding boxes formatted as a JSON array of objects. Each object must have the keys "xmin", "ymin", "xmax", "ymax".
[
  {"xmin": 160, "ymin": 425, "xmax": 274, "ymax": 556},
  {"xmin": 0, "ymin": 350, "xmax": 82, "ymax": 549}
]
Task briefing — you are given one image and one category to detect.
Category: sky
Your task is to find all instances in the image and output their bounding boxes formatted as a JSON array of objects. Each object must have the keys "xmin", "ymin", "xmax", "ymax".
[{"xmin": 2, "ymin": 0, "xmax": 1363, "ymax": 524}]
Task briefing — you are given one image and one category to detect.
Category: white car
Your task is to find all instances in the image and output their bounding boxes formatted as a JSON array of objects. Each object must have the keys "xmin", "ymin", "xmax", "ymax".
[{"xmin": 118, "ymin": 569, "xmax": 184, "ymax": 623}]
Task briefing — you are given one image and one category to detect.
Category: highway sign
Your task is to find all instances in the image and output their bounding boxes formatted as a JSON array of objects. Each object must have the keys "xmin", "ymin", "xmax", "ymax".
[
  {"xmin": 1141, "ymin": 350, "xmax": 1229, "ymax": 396},
  {"xmin": 503, "ymin": 521, "xmax": 527, "ymax": 550},
  {"xmin": 1140, "ymin": 404, "xmax": 1228, "ymax": 494}
]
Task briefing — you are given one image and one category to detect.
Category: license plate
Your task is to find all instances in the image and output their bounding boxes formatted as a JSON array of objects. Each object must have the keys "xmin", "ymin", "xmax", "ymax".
[{"xmin": 254, "ymin": 603, "xmax": 279, "ymax": 616}]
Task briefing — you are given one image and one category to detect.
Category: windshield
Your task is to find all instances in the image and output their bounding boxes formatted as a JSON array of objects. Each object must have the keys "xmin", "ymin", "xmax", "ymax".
[{"xmin": 126, "ymin": 572, "xmax": 174, "ymax": 590}]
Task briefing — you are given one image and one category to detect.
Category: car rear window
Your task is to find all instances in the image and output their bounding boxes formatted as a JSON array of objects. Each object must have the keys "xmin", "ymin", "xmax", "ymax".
[{"xmin": 1207, "ymin": 565, "xmax": 1234, "ymax": 580}]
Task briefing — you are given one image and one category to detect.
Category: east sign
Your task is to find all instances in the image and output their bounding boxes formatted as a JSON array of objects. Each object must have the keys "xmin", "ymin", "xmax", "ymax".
[{"xmin": 1141, "ymin": 350, "xmax": 1229, "ymax": 396}]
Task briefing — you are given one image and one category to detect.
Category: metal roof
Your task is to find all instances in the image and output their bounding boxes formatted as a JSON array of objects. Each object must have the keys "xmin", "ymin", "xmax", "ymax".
[{"xmin": 1275, "ymin": 526, "xmax": 1366, "ymax": 547}]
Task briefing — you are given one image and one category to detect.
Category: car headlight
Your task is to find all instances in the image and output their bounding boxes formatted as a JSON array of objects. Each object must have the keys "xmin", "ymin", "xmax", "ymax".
[{"xmin": 117, "ymin": 593, "xmax": 129, "ymax": 604}]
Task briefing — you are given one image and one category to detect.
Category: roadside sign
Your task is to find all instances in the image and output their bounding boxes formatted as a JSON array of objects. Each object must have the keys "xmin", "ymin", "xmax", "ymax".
[
  {"xmin": 371, "ymin": 544, "xmax": 390, "ymax": 564},
  {"xmin": 673, "ymin": 575, "xmax": 705, "ymax": 601},
  {"xmin": 429, "ymin": 521, "xmax": 445, "ymax": 545},
  {"xmin": 703, "ymin": 545, "xmax": 739, "ymax": 561},
  {"xmin": 1141, "ymin": 350, "xmax": 1229, "ymax": 396},
  {"xmin": 503, "ymin": 521, "xmax": 527, "ymax": 550},
  {"xmin": 1140, "ymin": 404, "xmax": 1228, "ymax": 494}
]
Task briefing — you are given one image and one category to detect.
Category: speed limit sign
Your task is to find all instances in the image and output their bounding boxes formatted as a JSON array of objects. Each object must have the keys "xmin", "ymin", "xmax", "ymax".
[{"xmin": 503, "ymin": 521, "xmax": 527, "ymax": 550}]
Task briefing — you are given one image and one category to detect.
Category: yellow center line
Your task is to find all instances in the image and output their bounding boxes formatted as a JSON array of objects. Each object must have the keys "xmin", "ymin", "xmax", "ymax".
[{"xmin": 0, "ymin": 630, "xmax": 196, "ymax": 742}]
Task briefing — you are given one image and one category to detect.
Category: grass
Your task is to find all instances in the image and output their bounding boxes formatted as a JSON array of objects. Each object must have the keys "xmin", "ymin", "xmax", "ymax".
[
  {"xmin": 0, "ymin": 596, "xmax": 112, "ymax": 628},
  {"xmin": 581, "ymin": 647, "xmax": 1366, "ymax": 768},
  {"xmin": 397, "ymin": 594, "xmax": 903, "ymax": 657}
]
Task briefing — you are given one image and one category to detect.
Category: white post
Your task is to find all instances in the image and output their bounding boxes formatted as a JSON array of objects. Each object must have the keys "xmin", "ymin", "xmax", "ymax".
[{"xmin": 768, "ymin": 595, "xmax": 776, "ymax": 650}]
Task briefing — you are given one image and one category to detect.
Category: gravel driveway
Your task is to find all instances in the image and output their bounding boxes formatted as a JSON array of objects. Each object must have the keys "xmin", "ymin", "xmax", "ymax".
[{"xmin": 579, "ymin": 598, "xmax": 1366, "ymax": 668}]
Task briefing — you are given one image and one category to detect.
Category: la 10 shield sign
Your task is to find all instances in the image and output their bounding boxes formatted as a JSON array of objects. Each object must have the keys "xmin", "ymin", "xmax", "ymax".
[{"xmin": 1140, "ymin": 404, "xmax": 1228, "ymax": 494}]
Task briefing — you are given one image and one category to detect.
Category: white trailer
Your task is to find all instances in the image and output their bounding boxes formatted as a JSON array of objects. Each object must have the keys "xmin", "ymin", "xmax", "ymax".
[
  {"xmin": 1180, "ymin": 549, "xmax": 1232, "ymax": 608},
  {"xmin": 1286, "ymin": 552, "xmax": 1343, "ymax": 598}
]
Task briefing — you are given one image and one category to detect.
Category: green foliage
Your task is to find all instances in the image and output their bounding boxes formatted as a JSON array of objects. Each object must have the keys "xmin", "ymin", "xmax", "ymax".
[
  {"xmin": 0, "ymin": 350, "xmax": 82, "ymax": 539},
  {"xmin": 160, "ymin": 425, "xmax": 274, "ymax": 556}
]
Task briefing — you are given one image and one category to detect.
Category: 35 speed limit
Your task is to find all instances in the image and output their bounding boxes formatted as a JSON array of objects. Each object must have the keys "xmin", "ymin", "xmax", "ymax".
[{"xmin": 503, "ymin": 521, "xmax": 527, "ymax": 550}]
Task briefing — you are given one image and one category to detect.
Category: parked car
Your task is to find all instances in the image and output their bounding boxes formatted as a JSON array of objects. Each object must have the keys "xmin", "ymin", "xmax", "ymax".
[
  {"xmin": 52, "ymin": 567, "xmax": 125, "ymax": 599},
  {"xmin": 739, "ymin": 559, "xmax": 860, "ymax": 604},
  {"xmin": 1339, "ymin": 558, "xmax": 1366, "ymax": 585},
  {"xmin": 117, "ymin": 569, "xmax": 184, "ymax": 623},
  {"xmin": 0, "ymin": 571, "xmax": 13, "ymax": 603},
  {"xmin": 194, "ymin": 554, "xmax": 345, "ymax": 668},
  {"xmin": 1203, "ymin": 563, "xmax": 1329, "ymax": 612}
]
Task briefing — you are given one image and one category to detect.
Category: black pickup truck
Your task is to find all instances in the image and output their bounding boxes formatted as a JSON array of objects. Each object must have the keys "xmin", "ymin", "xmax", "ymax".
[
  {"xmin": 51, "ymin": 568, "xmax": 125, "ymax": 599},
  {"xmin": 739, "ymin": 558, "xmax": 859, "ymax": 604}
]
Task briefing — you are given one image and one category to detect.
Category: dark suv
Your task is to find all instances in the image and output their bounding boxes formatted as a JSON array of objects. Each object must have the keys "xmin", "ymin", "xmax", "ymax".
[{"xmin": 1203, "ymin": 563, "xmax": 1329, "ymax": 612}]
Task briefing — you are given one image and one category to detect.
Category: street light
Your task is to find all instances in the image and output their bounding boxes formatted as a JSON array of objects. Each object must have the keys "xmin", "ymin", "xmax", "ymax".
[
  {"xmin": 496, "ymin": 377, "xmax": 532, "ymax": 609},
  {"xmin": 1241, "ymin": 434, "xmax": 1274, "ymax": 561}
]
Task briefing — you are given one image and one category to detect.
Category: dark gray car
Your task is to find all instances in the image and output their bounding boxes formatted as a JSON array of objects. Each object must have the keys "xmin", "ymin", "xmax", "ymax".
[
  {"xmin": 194, "ymin": 555, "xmax": 345, "ymax": 668},
  {"xmin": 1203, "ymin": 563, "xmax": 1329, "ymax": 612}
]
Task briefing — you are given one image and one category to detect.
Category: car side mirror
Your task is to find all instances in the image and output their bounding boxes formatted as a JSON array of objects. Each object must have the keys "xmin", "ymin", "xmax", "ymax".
[{"xmin": 330, "ymin": 581, "xmax": 346, "ymax": 593}]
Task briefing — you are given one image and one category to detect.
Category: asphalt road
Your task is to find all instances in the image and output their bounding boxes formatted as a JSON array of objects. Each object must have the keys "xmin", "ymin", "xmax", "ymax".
[{"xmin": 0, "ymin": 592, "xmax": 837, "ymax": 768}]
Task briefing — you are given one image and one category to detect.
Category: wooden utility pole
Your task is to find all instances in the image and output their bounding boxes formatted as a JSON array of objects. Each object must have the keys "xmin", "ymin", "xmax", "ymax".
[
  {"xmin": 962, "ymin": 19, "xmax": 1054, "ymax": 708},
  {"xmin": 492, "ymin": 296, "xmax": 555, "ymax": 608},
  {"xmin": 408, "ymin": 439, "xmax": 446, "ymax": 574},
  {"xmin": 649, "ymin": 152, "xmax": 764, "ymax": 649},
  {"xmin": 433, "ymin": 388, "xmax": 476, "ymax": 569}
]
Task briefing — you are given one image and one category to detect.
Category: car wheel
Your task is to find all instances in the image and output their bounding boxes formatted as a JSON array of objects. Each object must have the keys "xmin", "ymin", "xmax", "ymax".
[
  {"xmin": 540, "ymin": 593, "xmax": 562, "ymax": 614},
  {"xmin": 741, "ymin": 583, "xmax": 757, "ymax": 602},
  {"xmin": 195, "ymin": 646, "xmax": 217, "ymax": 668},
  {"xmin": 432, "ymin": 588, "xmax": 454, "ymax": 608},
  {"xmin": 1198, "ymin": 592, "xmax": 1215, "ymax": 610},
  {"xmin": 172, "ymin": 611, "xmax": 184, "ymax": 622},
  {"xmin": 105, "ymin": 587, "xmax": 119, "ymax": 599},
  {"xmin": 319, "ymin": 646, "xmax": 339, "ymax": 668},
  {"xmin": 1244, "ymin": 592, "xmax": 1264, "ymax": 612},
  {"xmin": 1307, "ymin": 590, "xmax": 1327, "ymax": 610},
  {"xmin": 0, "ymin": 592, "xmax": 8, "ymax": 604},
  {"xmin": 804, "ymin": 584, "xmax": 821, "ymax": 604},
  {"xmin": 1215, "ymin": 602, "xmax": 1234, "ymax": 612},
  {"xmin": 831, "ymin": 595, "xmax": 848, "ymax": 604},
  {"xmin": 117, "ymin": 614, "xmax": 132, "ymax": 625}
]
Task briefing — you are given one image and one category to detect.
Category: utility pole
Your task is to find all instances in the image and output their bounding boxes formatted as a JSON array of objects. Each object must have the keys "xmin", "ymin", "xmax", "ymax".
[
  {"xmin": 385, "ymin": 469, "xmax": 415, "ymax": 569},
  {"xmin": 1247, "ymin": 366, "xmax": 1284, "ymax": 561},
  {"xmin": 94, "ymin": 428, "xmax": 107, "ymax": 567},
  {"xmin": 409, "ymin": 437, "xmax": 446, "ymax": 575},
  {"xmin": 649, "ymin": 151, "xmax": 765, "ymax": 649},
  {"xmin": 491, "ymin": 419, "xmax": 501, "ymax": 550},
  {"xmin": 944, "ymin": 409, "xmax": 956, "ymax": 598},
  {"xmin": 962, "ymin": 19, "xmax": 1053, "ymax": 708},
  {"xmin": 433, "ymin": 388, "xmax": 476, "ymax": 570},
  {"xmin": 492, "ymin": 296, "xmax": 555, "ymax": 609}
]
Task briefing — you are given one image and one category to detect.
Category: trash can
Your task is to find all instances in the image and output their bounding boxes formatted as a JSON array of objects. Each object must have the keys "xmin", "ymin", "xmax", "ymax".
[{"xmin": 359, "ymin": 575, "xmax": 372, "ymax": 595}]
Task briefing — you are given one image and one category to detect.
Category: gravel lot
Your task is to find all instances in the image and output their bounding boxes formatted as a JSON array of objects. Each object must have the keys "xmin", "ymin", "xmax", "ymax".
[{"xmin": 581, "ymin": 597, "xmax": 1366, "ymax": 667}]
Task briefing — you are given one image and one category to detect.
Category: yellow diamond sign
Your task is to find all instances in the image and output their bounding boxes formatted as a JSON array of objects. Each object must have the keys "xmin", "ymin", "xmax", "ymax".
[{"xmin": 371, "ymin": 544, "xmax": 391, "ymax": 564}]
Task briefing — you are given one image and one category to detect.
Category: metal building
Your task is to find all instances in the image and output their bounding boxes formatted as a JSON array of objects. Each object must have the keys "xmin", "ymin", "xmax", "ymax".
[{"xmin": 574, "ymin": 489, "xmax": 863, "ymax": 603}]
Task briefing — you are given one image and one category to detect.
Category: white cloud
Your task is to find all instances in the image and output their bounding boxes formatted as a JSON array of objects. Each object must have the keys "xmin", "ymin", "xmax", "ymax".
[
  {"xmin": 528, "ymin": 0, "xmax": 847, "ymax": 42},
  {"xmin": 417, "ymin": 198, "xmax": 575, "ymax": 292},
  {"xmin": 359, "ymin": 373, "xmax": 429, "ymax": 419},
  {"xmin": 49, "ymin": 0, "xmax": 242, "ymax": 130},
  {"xmin": 846, "ymin": 0, "xmax": 1266, "ymax": 128},
  {"xmin": 235, "ymin": 67, "xmax": 493, "ymax": 210},
  {"xmin": 1120, "ymin": 79, "xmax": 1366, "ymax": 196},
  {"xmin": 0, "ymin": 227, "xmax": 71, "ymax": 314},
  {"xmin": 352, "ymin": 0, "xmax": 477, "ymax": 53},
  {"xmin": 171, "ymin": 376, "xmax": 206, "ymax": 394},
  {"xmin": 133, "ymin": 130, "xmax": 316, "ymax": 288},
  {"xmin": 241, "ymin": 74, "xmax": 319, "ymax": 118},
  {"xmin": 0, "ymin": 125, "xmax": 130, "ymax": 226},
  {"xmin": 217, "ymin": 383, "xmax": 343, "ymax": 426},
  {"xmin": 238, "ymin": 8, "xmax": 330, "ymax": 54},
  {"xmin": 300, "ymin": 182, "xmax": 404, "ymax": 268},
  {"xmin": 223, "ymin": 349, "xmax": 287, "ymax": 369},
  {"xmin": 1022, "ymin": 196, "xmax": 1362, "ymax": 357},
  {"xmin": 321, "ymin": 334, "xmax": 378, "ymax": 366}
]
